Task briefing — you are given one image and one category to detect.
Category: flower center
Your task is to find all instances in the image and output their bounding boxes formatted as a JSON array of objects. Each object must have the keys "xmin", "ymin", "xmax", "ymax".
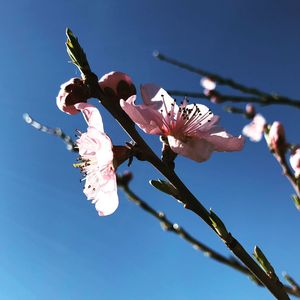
[{"xmin": 159, "ymin": 95, "xmax": 213, "ymax": 140}]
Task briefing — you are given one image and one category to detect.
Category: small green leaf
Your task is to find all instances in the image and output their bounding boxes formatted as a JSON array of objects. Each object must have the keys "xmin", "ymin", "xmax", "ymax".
[
  {"xmin": 209, "ymin": 209, "xmax": 228, "ymax": 239},
  {"xmin": 283, "ymin": 272, "xmax": 300, "ymax": 289},
  {"xmin": 149, "ymin": 179, "xmax": 179, "ymax": 199},
  {"xmin": 291, "ymin": 194, "xmax": 300, "ymax": 211},
  {"xmin": 253, "ymin": 246, "xmax": 274, "ymax": 275},
  {"xmin": 65, "ymin": 28, "xmax": 90, "ymax": 74}
]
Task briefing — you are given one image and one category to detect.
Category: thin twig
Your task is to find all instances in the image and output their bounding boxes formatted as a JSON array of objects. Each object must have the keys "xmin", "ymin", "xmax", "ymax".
[
  {"xmin": 168, "ymin": 90, "xmax": 300, "ymax": 107},
  {"xmin": 23, "ymin": 113, "xmax": 77, "ymax": 152},
  {"xmin": 154, "ymin": 52, "xmax": 300, "ymax": 109},
  {"xmin": 283, "ymin": 273, "xmax": 300, "ymax": 294}
]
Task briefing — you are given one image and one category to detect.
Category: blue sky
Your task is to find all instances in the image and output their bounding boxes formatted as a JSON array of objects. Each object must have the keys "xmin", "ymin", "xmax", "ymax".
[{"xmin": 1, "ymin": 0, "xmax": 300, "ymax": 299}]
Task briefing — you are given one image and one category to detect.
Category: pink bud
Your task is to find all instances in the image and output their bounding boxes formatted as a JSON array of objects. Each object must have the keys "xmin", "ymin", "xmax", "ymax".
[
  {"xmin": 56, "ymin": 78, "xmax": 90, "ymax": 115},
  {"xmin": 245, "ymin": 104, "xmax": 256, "ymax": 119},
  {"xmin": 200, "ymin": 77, "xmax": 216, "ymax": 91},
  {"xmin": 290, "ymin": 147, "xmax": 300, "ymax": 177},
  {"xmin": 268, "ymin": 121, "xmax": 286, "ymax": 155},
  {"xmin": 99, "ymin": 71, "xmax": 136, "ymax": 101}
]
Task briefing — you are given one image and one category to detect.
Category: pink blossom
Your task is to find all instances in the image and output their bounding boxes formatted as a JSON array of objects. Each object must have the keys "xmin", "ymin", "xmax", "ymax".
[
  {"xmin": 120, "ymin": 84, "xmax": 244, "ymax": 162},
  {"xmin": 268, "ymin": 121, "xmax": 286, "ymax": 154},
  {"xmin": 200, "ymin": 77, "xmax": 216, "ymax": 91},
  {"xmin": 56, "ymin": 78, "xmax": 90, "ymax": 115},
  {"xmin": 290, "ymin": 147, "xmax": 300, "ymax": 177},
  {"xmin": 242, "ymin": 114, "xmax": 266, "ymax": 142},
  {"xmin": 99, "ymin": 71, "xmax": 136, "ymax": 101},
  {"xmin": 74, "ymin": 103, "xmax": 118, "ymax": 216}
]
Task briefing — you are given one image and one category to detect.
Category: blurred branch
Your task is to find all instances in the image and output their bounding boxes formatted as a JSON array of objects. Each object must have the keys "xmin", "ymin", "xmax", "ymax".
[
  {"xmin": 23, "ymin": 113, "xmax": 77, "ymax": 152},
  {"xmin": 117, "ymin": 173, "xmax": 300, "ymax": 298},
  {"xmin": 167, "ymin": 90, "xmax": 296, "ymax": 107},
  {"xmin": 284, "ymin": 273, "xmax": 300, "ymax": 294},
  {"xmin": 154, "ymin": 52, "xmax": 300, "ymax": 109}
]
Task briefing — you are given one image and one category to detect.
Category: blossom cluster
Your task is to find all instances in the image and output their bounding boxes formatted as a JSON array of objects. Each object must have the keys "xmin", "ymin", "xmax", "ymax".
[
  {"xmin": 57, "ymin": 72, "xmax": 246, "ymax": 216},
  {"xmin": 242, "ymin": 104, "xmax": 300, "ymax": 178}
]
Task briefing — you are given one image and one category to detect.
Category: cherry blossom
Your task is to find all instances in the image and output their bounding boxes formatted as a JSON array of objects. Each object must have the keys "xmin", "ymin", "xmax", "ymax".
[
  {"xmin": 242, "ymin": 114, "xmax": 266, "ymax": 142},
  {"xmin": 74, "ymin": 103, "xmax": 118, "ymax": 216},
  {"xmin": 120, "ymin": 84, "xmax": 244, "ymax": 162}
]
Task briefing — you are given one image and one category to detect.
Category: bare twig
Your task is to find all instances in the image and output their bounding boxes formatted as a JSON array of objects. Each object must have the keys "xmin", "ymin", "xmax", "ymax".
[
  {"xmin": 23, "ymin": 113, "xmax": 77, "ymax": 152},
  {"xmin": 167, "ymin": 90, "xmax": 298, "ymax": 107},
  {"xmin": 154, "ymin": 52, "xmax": 300, "ymax": 109},
  {"xmin": 118, "ymin": 174, "xmax": 300, "ymax": 298}
]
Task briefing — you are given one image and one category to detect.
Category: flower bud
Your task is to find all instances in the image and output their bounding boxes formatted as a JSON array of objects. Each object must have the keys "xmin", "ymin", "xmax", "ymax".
[
  {"xmin": 56, "ymin": 78, "xmax": 90, "ymax": 115},
  {"xmin": 200, "ymin": 77, "xmax": 216, "ymax": 91},
  {"xmin": 290, "ymin": 146, "xmax": 300, "ymax": 178},
  {"xmin": 268, "ymin": 121, "xmax": 287, "ymax": 156},
  {"xmin": 245, "ymin": 104, "xmax": 256, "ymax": 119},
  {"xmin": 99, "ymin": 71, "xmax": 136, "ymax": 102}
]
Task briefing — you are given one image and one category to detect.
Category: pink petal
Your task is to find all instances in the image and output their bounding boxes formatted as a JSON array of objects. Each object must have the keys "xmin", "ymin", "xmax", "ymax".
[
  {"xmin": 141, "ymin": 84, "xmax": 174, "ymax": 113},
  {"xmin": 168, "ymin": 135, "xmax": 214, "ymax": 162},
  {"xmin": 95, "ymin": 187, "xmax": 119, "ymax": 216},
  {"xmin": 83, "ymin": 165, "xmax": 116, "ymax": 200},
  {"xmin": 56, "ymin": 90, "xmax": 81, "ymax": 115},
  {"xmin": 204, "ymin": 127, "xmax": 245, "ymax": 152},
  {"xmin": 242, "ymin": 114, "xmax": 266, "ymax": 142},
  {"xmin": 120, "ymin": 96, "xmax": 164, "ymax": 134},
  {"xmin": 99, "ymin": 71, "xmax": 133, "ymax": 94},
  {"xmin": 74, "ymin": 103, "xmax": 104, "ymax": 131},
  {"xmin": 200, "ymin": 78, "xmax": 216, "ymax": 91}
]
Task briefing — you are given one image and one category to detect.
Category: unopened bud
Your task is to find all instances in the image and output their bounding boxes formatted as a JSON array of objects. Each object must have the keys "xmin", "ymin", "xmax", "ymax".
[
  {"xmin": 268, "ymin": 121, "xmax": 287, "ymax": 156},
  {"xmin": 56, "ymin": 78, "xmax": 90, "ymax": 115},
  {"xmin": 200, "ymin": 77, "xmax": 216, "ymax": 91},
  {"xmin": 99, "ymin": 71, "xmax": 136, "ymax": 103}
]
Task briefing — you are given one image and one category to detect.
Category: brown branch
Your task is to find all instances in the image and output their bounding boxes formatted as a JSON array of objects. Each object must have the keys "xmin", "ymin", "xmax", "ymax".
[
  {"xmin": 154, "ymin": 52, "xmax": 300, "ymax": 109},
  {"xmin": 118, "ymin": 175, "xmax": 300, "ymax": 298},
  {"xmin": 167, "ymin": 90, "xmax": 300, "ymax": 108},
  {"xmin": 23, "ymin": 113, "xmax": 77, "ymax": 152}
]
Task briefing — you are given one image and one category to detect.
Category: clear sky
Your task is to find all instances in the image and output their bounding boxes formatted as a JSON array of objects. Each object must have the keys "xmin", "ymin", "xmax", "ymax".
[{"xmin": 1, "ymin": 0, "xmax": 300, "ymax": 299}]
